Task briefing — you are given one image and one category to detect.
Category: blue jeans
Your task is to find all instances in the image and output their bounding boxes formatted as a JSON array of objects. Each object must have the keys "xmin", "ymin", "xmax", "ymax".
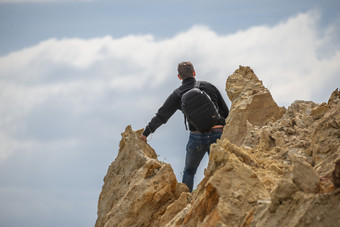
[{"xmin": 182, "ymin": 130, "xmax": 222, "ymax": 192}]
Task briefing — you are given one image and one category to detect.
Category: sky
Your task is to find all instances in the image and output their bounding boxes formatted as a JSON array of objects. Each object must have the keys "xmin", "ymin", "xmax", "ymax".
[{"xmin": 0, "ymin": 0, "xmax": 339, "ymax": 226}]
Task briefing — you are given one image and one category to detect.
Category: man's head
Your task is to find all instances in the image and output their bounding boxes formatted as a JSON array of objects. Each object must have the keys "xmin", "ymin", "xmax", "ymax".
[{"xmin": 177, "ymin": 61, "xmax": 195, "ymax": 80}]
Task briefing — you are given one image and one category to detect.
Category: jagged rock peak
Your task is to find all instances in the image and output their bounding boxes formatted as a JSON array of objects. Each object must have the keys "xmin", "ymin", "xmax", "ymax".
[
  {"xmin": 328, "ymin": 88, "xmax": 340, "ymax": 106},
  {"xmin": 95, "ymin": 125, "xmax": 189, "ymax": 227},
  {"xmin": 225, "ymin": 66, "xmax": 266, "ymax": 102},
  {"xmin": 222, "ymin": 65, "xmax": 285, "ymax": 146}
]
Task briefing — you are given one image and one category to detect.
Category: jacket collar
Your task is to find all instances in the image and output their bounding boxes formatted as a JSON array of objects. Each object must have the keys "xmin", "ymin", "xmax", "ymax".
[{"xmin": 182, "ymin": 77, "xmax": 196, "ymax": 85}]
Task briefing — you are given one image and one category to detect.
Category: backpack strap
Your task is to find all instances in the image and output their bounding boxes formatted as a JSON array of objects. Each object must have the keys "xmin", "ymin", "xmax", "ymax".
[
  {"xmin": 183, "ymin": 115, "xmax": 188, "ymax": 130},
  {"xmin": 194, "ymin": 81, "xmax": 201, "ymax": 89},
  {"xmin": 175, "ymin": 80, "xmax": 201, "ymax": 97},
  {"xmin": 174, "ymin": 88, "xmax": 181, "ymax": 97}
]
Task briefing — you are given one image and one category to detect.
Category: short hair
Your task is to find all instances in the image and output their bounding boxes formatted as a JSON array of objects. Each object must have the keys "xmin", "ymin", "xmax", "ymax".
[{"xmin": 178, "ymin": 62, "xmax": 195, "ymax": 80}]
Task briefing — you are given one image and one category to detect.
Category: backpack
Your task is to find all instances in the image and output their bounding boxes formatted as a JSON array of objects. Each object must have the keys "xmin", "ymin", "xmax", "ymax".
[{"xmin": 176, "ymin": 81, "xmax": 222, "ymax": 132}]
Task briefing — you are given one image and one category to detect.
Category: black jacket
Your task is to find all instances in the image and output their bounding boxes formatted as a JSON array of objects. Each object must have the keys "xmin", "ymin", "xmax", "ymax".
[{"xmin": 142, "ymin": 77, "xmax": 229, "ymax": 137}]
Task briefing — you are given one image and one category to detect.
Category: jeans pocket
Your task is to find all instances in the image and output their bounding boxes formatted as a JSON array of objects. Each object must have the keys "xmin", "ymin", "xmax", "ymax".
[{"xmin": 187, "ymin": 141, "xmax": 203, "ymax": 153}]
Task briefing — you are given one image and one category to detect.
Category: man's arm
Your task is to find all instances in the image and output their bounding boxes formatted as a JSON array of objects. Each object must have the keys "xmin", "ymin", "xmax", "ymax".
[
  {"xmin": 206, "ymin": 82, "xmax": 229, "ymax": 119},
  {"xmin": 141, "ymin": 92, "xmax": 181, "ymax": 140},
  {"xmin": 215, "ymin": 88, "xmax": 229, "ymax": 119}
]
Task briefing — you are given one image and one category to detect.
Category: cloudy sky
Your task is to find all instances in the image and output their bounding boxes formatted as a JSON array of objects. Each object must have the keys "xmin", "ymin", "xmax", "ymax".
[{"xmin": 0, "ymin": 0, "xmax": 339, "ymax": 226}]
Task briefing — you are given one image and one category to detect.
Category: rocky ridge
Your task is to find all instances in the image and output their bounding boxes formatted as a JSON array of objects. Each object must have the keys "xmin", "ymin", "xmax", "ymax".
[{"xmin": 96, "ymin": 66, "xmax": 340, "ymax": 227}]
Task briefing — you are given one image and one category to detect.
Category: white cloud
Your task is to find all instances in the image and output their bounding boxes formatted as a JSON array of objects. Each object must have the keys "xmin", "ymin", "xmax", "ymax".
[{"xmin": 0, "ymin": 10, "xmax": 339, "ymax": 163}]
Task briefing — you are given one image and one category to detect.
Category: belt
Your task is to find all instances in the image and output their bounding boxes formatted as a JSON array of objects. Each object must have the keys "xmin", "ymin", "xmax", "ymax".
[{"xmin": 191, "ymin": 125, "xmax": 224, "ymax": 134}]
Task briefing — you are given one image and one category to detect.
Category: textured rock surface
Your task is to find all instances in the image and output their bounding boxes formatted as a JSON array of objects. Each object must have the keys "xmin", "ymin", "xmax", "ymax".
[
  {"xmin": 95, "ymin": 126, "xmax": 190, "ymax": 227},
  {"xmin": 292, "ymin": 157, "xmax": 320, "ymax": 193},
  {"xmin": 96, "ymin": 66, "xmax": 340, "ymax": 227},
  {"xmin": 332, "ymin": 159, "xmax": 340, "ymax": 188},
  {"xmin": 221, "ymin": 66, "xmax": 285, "ymax": 146},
  {"xmin": 168, "ymin": 140, "xmax": 269, "ymax": 227},
  {"xmin": 253, "ymin": 188, "xmax": 340, "ymax": 227}
]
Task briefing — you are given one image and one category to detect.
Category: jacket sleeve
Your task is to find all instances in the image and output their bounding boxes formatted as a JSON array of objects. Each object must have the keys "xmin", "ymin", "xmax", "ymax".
[
  {"xmin": 215, "ymin": 87, "xmax": 229, "ymax": 119},
  {"xmin": 142, "ymin": 92, "xmax": 181, "ymax": 137}
]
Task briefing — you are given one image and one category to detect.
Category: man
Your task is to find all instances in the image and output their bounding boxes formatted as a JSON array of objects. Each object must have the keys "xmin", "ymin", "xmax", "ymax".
[{"xmin": 141, "ymin": 61, "xmax": 229, "ymax": 192}]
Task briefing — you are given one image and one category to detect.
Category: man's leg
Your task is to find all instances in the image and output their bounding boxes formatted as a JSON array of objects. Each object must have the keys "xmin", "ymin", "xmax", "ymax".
[{"xmin": 182, "ymin": 133, "xmax": 207, "ymax": 192}]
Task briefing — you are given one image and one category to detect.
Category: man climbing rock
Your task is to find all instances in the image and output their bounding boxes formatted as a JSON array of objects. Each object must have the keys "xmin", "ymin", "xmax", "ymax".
[{"xmin": 141, "ymin": 61, "xmax": 229, "ymax": 192}]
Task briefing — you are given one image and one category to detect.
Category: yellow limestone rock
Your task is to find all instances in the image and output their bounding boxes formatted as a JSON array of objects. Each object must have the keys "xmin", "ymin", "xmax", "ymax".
[
  {"xmin": 222, "ymin": 66, "xmax": 285, "ymax": 146},
  {"xmin": 310, "ymin": 103, "xmax": 340, "ymax": 165},
  {"xmin": 95, "ymin": 126, "xmax": 189, "ymax": 227},
  {"xmin": 167, "ymin": 141, "xmax": 270, "ymax": 227},
  {"xmin": 95, "ymin": 67, "xmax": 340, "ymax": 227},
  {"xmin": 252, "ymin": 182, "xmax": 340, "ymax": 227},
  {"xmin": 292, "ymin": 157, "xmax": 320, "ymax": 193}
]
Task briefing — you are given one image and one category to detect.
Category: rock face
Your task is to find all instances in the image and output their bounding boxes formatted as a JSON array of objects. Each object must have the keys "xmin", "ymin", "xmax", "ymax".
[
  {"xmin": 95, "ymin": 126, "xmax": 190, "ymax": 227},
  {"xmin": 221, "ymin": 66, "xmax": 285, "ymax": 146},
  {"xmin": 96, "ymin": 66, "xmax": 340, "ymax": 227}
]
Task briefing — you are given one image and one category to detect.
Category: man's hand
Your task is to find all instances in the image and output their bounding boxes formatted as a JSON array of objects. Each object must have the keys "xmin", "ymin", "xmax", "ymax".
[{"xmin": 140, "ymin": 135, "xmax": 147, "ymax": 143}]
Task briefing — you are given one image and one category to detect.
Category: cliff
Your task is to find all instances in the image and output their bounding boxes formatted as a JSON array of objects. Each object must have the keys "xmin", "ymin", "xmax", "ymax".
[{"xmin": 95, "ymin": 66, "xmax": 340, "ymax": 227}]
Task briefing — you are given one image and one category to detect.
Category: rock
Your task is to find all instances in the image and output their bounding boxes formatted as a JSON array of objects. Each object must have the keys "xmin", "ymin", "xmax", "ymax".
[
  {"xmin": 269, "ymin": 163, "xmax": 283, "ymax": 174},
  {"xmin": 95, "ymin": 67, "xmax": 340, "ymax": 227},
  {"xmin": 269, "ymin": 179, "xmax": 299, "ymax": 213},
  {"xmin": 244, "ymin": 96, "xmax": 339, "ymax": 170},
  {"xmin": 160, "ymin": 192, "xmax": 192, "ymax": 226},
  {"xmin": 327, "ymin": 88, "xmax": 340, "ymax": 106},
  {"xmin": 170, "ymin": 141, "xmax": 269, "ymax": 227},
  {"xmin": 310, "ymin": 104, "xmax": 340, "ymax": 164},
  {"xmin": 311, "ymin": 102, "xmax": 330, "ymax": 120},
  {"xmin": 217, "ymin": 139, "xmax": 257, "ymax": 167},
  {"xmin": 95, "ymin": 126, "xmax": 189, "ymax": 227},
  {"xmin": 292, "ymin": 157, "xmax": 320, "ymax": 193},
  {"xmin": 252, "ymin": 189, "xmax": 340, "ymax": 227},
  {"xmin": 332, "ymin": 159, "xmax": 340, "ymax": 188},
  {"xmin": 221, "ymin": 66, "xmax": 285, "ymax": 146}
]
